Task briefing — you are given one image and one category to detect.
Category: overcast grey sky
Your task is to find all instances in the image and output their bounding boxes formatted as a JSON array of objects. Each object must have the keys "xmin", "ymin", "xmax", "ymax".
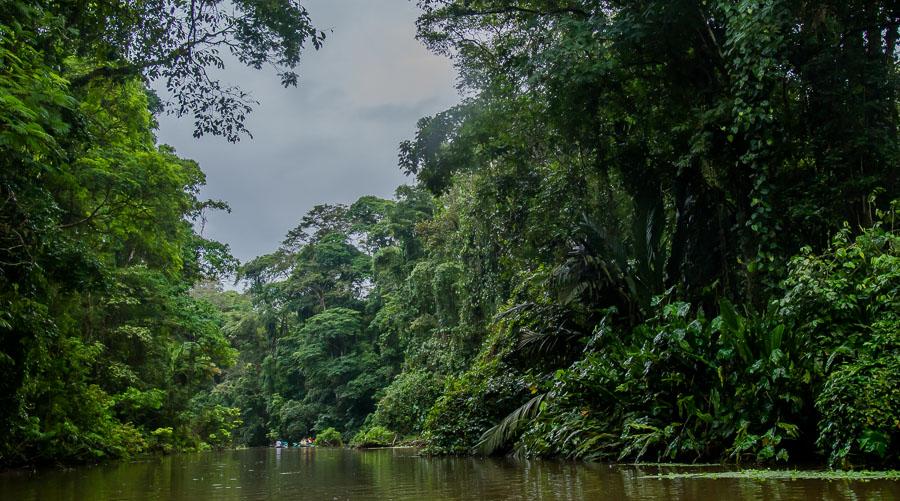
[{"xmin": 154, "ymin": 0, "xmax": 460, "ymax": 265}]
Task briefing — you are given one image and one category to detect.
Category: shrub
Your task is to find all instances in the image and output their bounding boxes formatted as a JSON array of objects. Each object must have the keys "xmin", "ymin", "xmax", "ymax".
[
  {"xmin": 423, "ymin": 359, "xmax": 529, "ymax": 455},
  {"xmin": 371, "ymin": 369, "xmax": 443, "ymax": 437},
  {"xmin": 190, "ymin": 404, "xmax": 243, "ymax": 449},
  {"xmin": 350, "ymin": 426, "xmax": 396, "ymax": 447},
  {"xmin": 777, "ymin": 218, "xmax": 900, "ymax": 355},
  {"xmin": 777, "ymin": 211, "xmax": 900, "ymax": 467},
  {"xmin": 817, "ymin": 353, "xmax": 900, "ymax": 468},
  {"xmin": 315, "ymin": 427, "xmax": 342, "ymax": 446},
  {"xmin": 515, "ymin": 299, "xmax": 815, "ymax": 463}
]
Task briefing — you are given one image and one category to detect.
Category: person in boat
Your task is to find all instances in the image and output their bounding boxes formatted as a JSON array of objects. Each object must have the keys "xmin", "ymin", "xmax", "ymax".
[{"xmin": 275, "ymin": 440, "xmax": 282, "ymax": 448}]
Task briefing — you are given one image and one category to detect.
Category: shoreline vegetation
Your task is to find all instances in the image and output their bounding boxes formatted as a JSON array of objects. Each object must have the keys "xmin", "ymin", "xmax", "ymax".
[
  {"xmin": 2, "ymin": 0, "xmax": 899, "ymax": 475},
  {"xmin": 5, "ymin": 446, "xmax": 900, "ymax": 483}
]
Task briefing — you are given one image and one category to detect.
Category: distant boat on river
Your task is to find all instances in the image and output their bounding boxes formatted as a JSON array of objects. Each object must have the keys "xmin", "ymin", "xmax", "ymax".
[{"xmin": 275, "ymin": 439, "xmax": 315, "ymax": 448}]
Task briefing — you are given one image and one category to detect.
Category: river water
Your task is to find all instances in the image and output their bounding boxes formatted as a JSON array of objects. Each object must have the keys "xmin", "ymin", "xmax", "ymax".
[{"xmin": 1, "ymin": 447, "xmax": 898, "ymax": 500}]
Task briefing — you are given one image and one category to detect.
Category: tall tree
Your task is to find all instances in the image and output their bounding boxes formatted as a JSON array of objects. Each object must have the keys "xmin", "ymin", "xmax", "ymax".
[
  {"xmin": 0, "ymin": 0, "xmax": 320, "ymax": 466},
  {"xmin": 410, "ymin": 0, "xmax": 900, "ymax": 307}
]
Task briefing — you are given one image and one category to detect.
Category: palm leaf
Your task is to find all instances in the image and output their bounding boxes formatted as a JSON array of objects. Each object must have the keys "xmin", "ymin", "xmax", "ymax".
[{"xmin": 474, "ymin": 392, "xmax": 548, "ymax": 456}]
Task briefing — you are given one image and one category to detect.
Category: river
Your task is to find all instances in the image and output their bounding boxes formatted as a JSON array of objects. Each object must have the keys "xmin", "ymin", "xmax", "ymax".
[{"xmin": 1, "ymin": 447, "xmax": 898, "ymax": 500}]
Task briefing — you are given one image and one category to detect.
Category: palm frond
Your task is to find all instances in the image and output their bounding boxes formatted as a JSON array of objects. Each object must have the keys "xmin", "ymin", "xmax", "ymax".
[
  {"xmin": 474, "ymin": 392, "xmax": 548, "ymax": 456},
  {"xmin": 517, "ymin": 326, "xmax": 581, "ymax": 357}
]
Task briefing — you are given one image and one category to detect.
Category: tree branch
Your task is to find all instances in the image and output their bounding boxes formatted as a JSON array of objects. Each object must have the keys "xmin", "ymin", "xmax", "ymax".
[{"xmin": 57, "ymin": 188, "xmax": 112, "ymax": 229}]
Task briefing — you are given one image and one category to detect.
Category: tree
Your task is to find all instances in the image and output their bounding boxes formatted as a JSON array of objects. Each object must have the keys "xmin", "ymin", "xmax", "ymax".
[
  {"xmin": 410, "ymin": 0, "xmax": 899, "ymax": 306},
  {"xmin": 0, "ymin": 0, "xmax": 306, "ymax": 463},
  {"xmin": 12, "ymin": 0, "xmax": 326, "ymax": 141},
  {"xmin": 405, "ymin": 0, "xmax": 900, "ymax": 463}
]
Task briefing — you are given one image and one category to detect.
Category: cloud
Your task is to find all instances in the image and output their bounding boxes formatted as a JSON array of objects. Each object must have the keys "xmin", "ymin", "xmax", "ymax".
[
  {"xmin": 154, "ymin": 0, "xmax": 460, "ymax": 266},
  {"xmin": 356, "ymin": 96, "xmax": 445, "ymax": 122}
]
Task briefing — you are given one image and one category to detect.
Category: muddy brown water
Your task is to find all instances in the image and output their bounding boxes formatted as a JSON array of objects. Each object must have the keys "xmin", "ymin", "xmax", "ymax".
[{"xmin": 1, "ymin": 447, "xmax": 898, "ymax": 500}]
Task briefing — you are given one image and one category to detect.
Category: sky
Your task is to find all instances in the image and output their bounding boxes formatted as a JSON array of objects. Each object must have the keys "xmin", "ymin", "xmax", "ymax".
[{"xmin": 154, "ymin": 0, "xmax": 460, "ymax": 265}]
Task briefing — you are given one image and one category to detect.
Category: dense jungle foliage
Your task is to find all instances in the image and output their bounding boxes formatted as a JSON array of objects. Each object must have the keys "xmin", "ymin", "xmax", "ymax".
[
  {"xmin": 0, "ymin": 0, "xmax": 322, "ymax": 466},
  {"xmin": 2, "ymin": 0, "xmax": 899, "ymax": 471}
]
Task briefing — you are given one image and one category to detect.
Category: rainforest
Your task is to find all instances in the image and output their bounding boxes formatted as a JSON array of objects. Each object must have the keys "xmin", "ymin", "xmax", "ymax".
[{"xmin": 1, "ymin": 0, "xmax": 899, "ymax": 473}]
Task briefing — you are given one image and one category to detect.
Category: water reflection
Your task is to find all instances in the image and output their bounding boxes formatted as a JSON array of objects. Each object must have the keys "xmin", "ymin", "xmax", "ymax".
[{"xmin": 1, "ymin": 448, "xmax": 897, "ymax": 500}]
